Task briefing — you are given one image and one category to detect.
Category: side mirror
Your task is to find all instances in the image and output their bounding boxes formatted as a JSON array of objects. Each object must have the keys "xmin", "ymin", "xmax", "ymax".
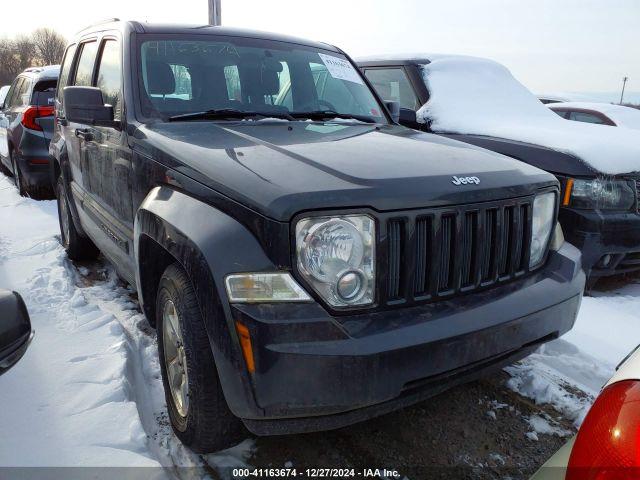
[
  {"xmin": 0, "ymin": 290, "xmax": 33, "ymax": 377},
  {"xmin": 399, "ymin": 107, "xmax": 418, "ymax": 125},
  {"xmin": 385, "ymin": 100, "xmax": 400, "ymax": 123},
  {"xmin": 63, "ymin": 86, "xmax": 117, "ymax": 128}
]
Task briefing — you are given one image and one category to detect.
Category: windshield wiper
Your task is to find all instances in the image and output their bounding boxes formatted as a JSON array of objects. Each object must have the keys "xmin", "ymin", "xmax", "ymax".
[
  {"xmin": 290, "ymin": 110, "xmax": 377, "ymax": 124},
  {"xmin": 168, "ymin": 109, "xmax": 295, "ymax": 122}
]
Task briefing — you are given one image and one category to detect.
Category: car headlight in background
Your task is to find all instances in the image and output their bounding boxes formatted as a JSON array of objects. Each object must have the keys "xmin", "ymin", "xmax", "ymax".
[
  {"xmin": 296, "ymin": 215, "xmax": 375, "ymax": 307},
  {"xmin": 564, "ymin": 178, "xmax": 636, "ymax": 210},
  {"xmin": 549, "ymin": 221, "xmax": 565, "ymax": 251},
  {"xmin": 530, "ymin": 192, "xmax": 556, "ymax": 268}
]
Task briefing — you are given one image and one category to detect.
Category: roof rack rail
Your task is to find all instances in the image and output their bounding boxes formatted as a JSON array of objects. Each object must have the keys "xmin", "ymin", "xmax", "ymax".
[{"xmin": 76, "ymin": 18, "xmax": 120, "ymax": 34}]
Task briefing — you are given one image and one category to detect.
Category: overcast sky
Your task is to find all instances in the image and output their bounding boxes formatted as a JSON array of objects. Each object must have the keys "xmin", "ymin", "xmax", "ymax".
[{"xmin": 3, "ymin": 0, "xmax": 638, "ymax": 97}]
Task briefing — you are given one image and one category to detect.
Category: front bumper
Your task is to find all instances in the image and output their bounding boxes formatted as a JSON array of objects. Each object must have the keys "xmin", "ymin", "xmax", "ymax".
[
  {"xmin": 225, "ymin": 242, "xmax": 584, "ymax": 435},
  {"xmin": 559, "ymin": 207, "xmax": 640, "ymax": 277}
]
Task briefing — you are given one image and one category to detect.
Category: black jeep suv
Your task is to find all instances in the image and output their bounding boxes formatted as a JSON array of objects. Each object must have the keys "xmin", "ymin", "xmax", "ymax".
[
  {"xmin": 0, "ymin": 65, "xmax": 59, "ymax": 198},
  {"xmin": 50, "ymin": 21, "xmax": 584, "ymax": 452}
]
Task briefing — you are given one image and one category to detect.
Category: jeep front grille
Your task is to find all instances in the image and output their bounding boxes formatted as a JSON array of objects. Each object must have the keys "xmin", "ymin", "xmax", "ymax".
[{"xmin": 383, "ymin": 197, "xmax": 536, "ymax": 305}]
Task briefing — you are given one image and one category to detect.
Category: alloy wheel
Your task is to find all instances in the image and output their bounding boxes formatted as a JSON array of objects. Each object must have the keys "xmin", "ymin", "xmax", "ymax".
[
  {"xmin": 162, "ymin": 299, "xmax": 190, "ymax": 417},
  {"xmin": 57, "ymin": 188, "xmax": 70, "ymax": 248}
]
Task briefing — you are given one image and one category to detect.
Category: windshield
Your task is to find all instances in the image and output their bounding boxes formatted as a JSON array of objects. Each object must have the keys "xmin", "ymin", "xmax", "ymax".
[{"xmin": 138, "ymin": 36, "xmax": 386, "ymax": 123}]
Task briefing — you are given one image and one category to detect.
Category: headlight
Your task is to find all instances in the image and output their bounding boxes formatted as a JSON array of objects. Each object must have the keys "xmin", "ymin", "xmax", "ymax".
[
  {"xmin": 530, "ymin": 192, "xmax": 556, "ymax": 268},
  {"xmin": 296, "ymin": 215, "xmax": 375, "ymax": 307},
  {"xmin": 567, "ymin": 178, "xmax": 635, "ymax": 210}
]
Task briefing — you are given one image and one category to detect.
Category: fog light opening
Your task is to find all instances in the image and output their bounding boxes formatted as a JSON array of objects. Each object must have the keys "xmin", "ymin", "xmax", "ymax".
[{"xmin": 599, "ymin": 254, "xmax": 612, "ymax": 268}]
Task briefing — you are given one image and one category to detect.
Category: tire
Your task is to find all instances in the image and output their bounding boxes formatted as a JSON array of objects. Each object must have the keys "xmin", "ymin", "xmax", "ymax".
[
  {"xmin": 56, "ymin": 176, "xmax": 100, "ymax": 261},
  {"xmin": 10, "ymin": 151, "xmax": 27, "ymax": 196},
  {"xmin": 10, "ymin": 151, "xmax": 54, "ymax": 199},
  {"xmin": 0, "ymin": 157, "xmax": 11, "ymax": 176},
  {"xmin": 156, "ymin": 263, "xmax": 245, "ymax": 453}
]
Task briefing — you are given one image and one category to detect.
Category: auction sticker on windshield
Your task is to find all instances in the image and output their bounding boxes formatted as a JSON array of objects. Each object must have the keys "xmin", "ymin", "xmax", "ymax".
[{"xmin": 318, "ymin": 53, "xmax": 364, "ymax": 85}]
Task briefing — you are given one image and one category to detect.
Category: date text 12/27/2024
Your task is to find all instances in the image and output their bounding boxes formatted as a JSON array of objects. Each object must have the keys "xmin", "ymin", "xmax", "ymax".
[{"xmin": 232, "ymin": 468, "xmax": 401, "ymax": 478}]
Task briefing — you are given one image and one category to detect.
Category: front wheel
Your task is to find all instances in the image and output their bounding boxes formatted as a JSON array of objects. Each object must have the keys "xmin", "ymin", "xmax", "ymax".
[
  {"xmin": 156, "ymin": 263, "xmax": 245, "ymax": 453},
  {"xmin": 56, "ymin": 176, "xmax": 99, "ymax": 261}
]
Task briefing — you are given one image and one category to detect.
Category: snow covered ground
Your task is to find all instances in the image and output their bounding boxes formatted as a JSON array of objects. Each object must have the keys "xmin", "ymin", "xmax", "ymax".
[
  {"xmin": 506, "ymin": 283, "xmax": 640, "ymax": 430},
  {"xmin": 0, "ymin": 174, "xmax": 252, "ymax": 478},
  {"xmin": 0, "ymin": 171, "xmax": 639, "ymax": 473}
]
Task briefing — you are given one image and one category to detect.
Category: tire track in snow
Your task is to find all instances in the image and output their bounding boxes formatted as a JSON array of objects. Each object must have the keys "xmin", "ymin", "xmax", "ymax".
[
  {"xmin": 0, "ymin": 174, "xmax": 254, "ymax": 477},
  {"xmin": 77, "ymin": 265, "xmax": 256, "ymax": 478}
]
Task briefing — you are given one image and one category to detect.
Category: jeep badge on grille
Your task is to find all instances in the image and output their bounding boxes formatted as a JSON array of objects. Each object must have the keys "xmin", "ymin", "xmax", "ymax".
[{"xmin": 452, "ymin": 176, "xmax": 480, "ymax": 185}]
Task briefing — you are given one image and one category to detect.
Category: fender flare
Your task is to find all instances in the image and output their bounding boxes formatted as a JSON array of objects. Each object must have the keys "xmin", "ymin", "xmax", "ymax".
[{"xmin": 134, "ymin": 186, "xmax": 276, "ymax": 418}]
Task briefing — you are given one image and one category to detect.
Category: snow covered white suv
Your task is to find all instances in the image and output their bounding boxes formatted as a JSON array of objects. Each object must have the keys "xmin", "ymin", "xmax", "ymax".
[{"xmin": 50, "ymin": 21, "xmax": 584, "ymax": 452}]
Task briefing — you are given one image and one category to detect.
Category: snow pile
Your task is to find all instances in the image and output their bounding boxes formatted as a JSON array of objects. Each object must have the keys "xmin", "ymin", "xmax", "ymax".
[
  {"xmin": 0, "ymin": 175, "xmax": 253, "ymax": 473},
  {"xmin": 527, "ymin": 415, "xmax": 571, "ymax": 438},
  {"xmin": 506, "ymin": 285, "xmax": 640, "ymax": 427},
  {"xmin": 551, "ymin": 102, "xmax": 640, "ymax": 130},
  {"xmin": 416, "ymin": 55, "xmax": 640, "ymax": 175}
]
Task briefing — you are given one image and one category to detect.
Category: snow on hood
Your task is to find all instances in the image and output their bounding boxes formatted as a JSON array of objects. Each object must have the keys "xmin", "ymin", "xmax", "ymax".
[
  {"xmin": 551, "ymin": 102, "xmax": 640, "ymax": 130},
  {"xmin": 416, "ymin": 56, "xmax": 640, "ymax": 175}
]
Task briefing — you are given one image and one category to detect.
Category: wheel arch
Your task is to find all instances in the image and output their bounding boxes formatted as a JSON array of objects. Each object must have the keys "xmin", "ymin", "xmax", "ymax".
[
  {"xmin": 53, "ymin": 145, "xmax": 89, "ymax": 238},
  {"xmin": 135, "ymin": 186, "xmax": 276, "ymax": 418}
]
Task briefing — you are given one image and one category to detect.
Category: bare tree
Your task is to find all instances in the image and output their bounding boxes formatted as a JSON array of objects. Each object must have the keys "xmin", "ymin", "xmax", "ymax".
[
  {"xmin": 0, "ymin": 39, "xmax": 20, "ymax": 84},
  {"xmin": 0, "ymin": 29, "xmax": 66, "ymax": 86},
  {"xmin": 13, "ymin": 35, "xmax": 37, "ymax": 70},
  {"xmin": 32, "ymin": 28, "xmax": 66, "ymax": 66}
]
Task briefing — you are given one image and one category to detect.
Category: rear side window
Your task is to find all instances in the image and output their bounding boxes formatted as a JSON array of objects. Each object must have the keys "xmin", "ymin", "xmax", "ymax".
[
  {"xmin": 569, "ymin": 111, "xmax": 605, "ymax": 124},
  {"xmin": 4, "ymin": 78, "xmax": 22, "ymax": 108},
  {"xmin": 9, "ymin": 78, "xmax": 31, "ymax": 108},
  {"xmin": 364, "ymin": 68, "xmax": 420, "ymax": 110},
  {"xmin": 95, "ymin": 39, "xmax": 122, "ymax": 119},
  {"xmin": 57, "ymin": 44, "xmax": 77, "ymax": 96},
  {"xmin": 31, "ymin": 79, "xmax": 57, "ymax": 106},
  {"xmin": 73, "ymin": 41, "xmax": 98, "ymax": 86}
]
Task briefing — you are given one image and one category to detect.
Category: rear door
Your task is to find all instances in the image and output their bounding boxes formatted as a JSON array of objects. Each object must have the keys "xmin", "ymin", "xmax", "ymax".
[
  {"xmin": 62, "ymin": 40, "xmax": 98, "ymax": 193},
  {"xmin": 3, "ymin": 77, "xmax": 32, "ymax": 164},
  {"xmin": 0, "ymin": 77, "xmax": 22, "ymax": 162}
]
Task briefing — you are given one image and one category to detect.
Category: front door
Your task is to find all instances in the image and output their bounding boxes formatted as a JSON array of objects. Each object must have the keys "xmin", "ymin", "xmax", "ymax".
[
  {"xmin": 62, "ymin": 40, "xmax": 98, "ymax": 193},
  {"xmin": 80, "ymin": 37, "xmax": 135, "ymax": 281}
]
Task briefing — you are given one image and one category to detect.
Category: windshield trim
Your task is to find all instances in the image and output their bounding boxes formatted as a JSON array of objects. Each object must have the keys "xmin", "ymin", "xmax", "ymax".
[{"xmin": 131, "ymin": 32, "xmax": 391, "ymax": 125}]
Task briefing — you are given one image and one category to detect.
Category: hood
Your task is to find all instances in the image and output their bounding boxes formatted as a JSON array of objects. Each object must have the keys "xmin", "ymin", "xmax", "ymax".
[
  {"xmin": 416, "ymin": 55, "xmax": 640, "ymax": 176},
  {"xmin": 134, "ymin": 121, "xmax": 555, "ymax": 221}
]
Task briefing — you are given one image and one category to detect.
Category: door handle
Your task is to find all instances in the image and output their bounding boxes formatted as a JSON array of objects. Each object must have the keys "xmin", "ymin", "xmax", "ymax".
[{"xmin": 75, "ymin": 128, "xmax": 93, "ymax": 141}]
